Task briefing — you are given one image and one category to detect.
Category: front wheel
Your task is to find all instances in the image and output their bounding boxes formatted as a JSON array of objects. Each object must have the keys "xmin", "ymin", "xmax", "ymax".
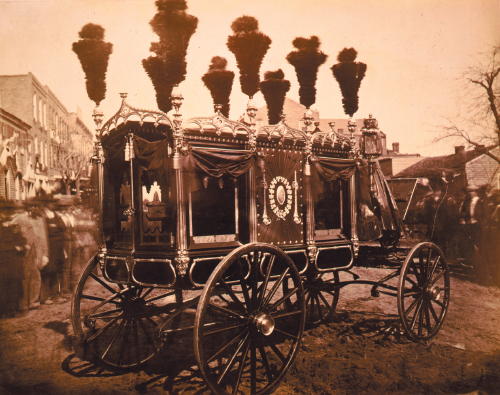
[
  {"xmin": 194, "ymin": 243, "xmax": 305, "ymax": 395},
  {"xmin": 397, "ymin": 242, "xmax": 450, "ymax": 341},
  {"xmin": 71, "ymin": 254, "xmax": 182, "ymax": 372}
]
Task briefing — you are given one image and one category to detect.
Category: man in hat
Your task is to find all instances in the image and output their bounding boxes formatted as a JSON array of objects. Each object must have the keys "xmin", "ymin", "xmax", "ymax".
[{"xmin": 12, "ymin": 201, "xmax": 49, "ymax": 311}]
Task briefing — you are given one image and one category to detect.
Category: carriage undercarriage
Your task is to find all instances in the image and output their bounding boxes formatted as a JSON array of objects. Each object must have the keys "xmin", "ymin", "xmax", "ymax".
[{"xmin": 71, "ymin": 96, "xmax": 450, "ymax": 395}]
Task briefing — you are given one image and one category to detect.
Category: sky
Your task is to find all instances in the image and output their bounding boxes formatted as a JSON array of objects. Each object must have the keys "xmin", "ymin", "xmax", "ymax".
[{"xmin": 1, "ymin": 0, "xmax": 499, "ymax": 157}]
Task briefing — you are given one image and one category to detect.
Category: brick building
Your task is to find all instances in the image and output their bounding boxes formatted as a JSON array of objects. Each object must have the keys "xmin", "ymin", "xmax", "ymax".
[
  {"xmin": 0, "ymin": 73, "xmax": 93, "ymax": 200},
  {"xmin": 0, "ymin": 109, "xmax": 31, "ymax": 200}
]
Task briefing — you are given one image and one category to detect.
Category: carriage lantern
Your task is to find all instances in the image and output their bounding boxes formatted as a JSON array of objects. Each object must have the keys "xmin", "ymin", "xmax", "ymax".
[{"xmin": 359, "ymin": 114, "xmax": 383, "ymax": 159}]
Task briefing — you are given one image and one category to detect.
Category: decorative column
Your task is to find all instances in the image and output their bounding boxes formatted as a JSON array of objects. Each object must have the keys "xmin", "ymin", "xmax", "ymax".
[
  {"xmin": 92, "ymin": 106, "xmax": 107, "ymax": 269},
  {"xmin": 302, "ymin": 109, "xmax": 317, "ymax": 264},
  {"xmin": 245, "ymin": 100, "xmax": 259, "ymax": 242},
  {"xmin": 170, "ymin": 86, "xmax": 189, "ymax": 277}
]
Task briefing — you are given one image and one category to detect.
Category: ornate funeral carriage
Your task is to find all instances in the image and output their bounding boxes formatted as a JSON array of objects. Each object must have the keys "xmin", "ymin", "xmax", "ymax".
[{"xmin": 71, "ymin": 91, "xmax": 451, "ymax": 395}]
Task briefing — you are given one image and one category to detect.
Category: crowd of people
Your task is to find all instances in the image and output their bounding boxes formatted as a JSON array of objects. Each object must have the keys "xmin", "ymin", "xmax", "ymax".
[
  {"xmin": 418, "ymin": 185, "xmax": 500, "ymax": 283},
  {"xmin": 0, "ymin": 196, "xmax": 97, "ymax": 318}
]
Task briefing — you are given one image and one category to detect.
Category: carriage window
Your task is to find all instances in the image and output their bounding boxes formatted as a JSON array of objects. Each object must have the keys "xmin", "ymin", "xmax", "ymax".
[
  {"xmin": 189, "ymin": 173, "xmax": 238, "ymax": 245},
  {"xmin": 140, "ymin": 169, "xmax": 175, "ymax": 247},
  {"xmin": 115, "ymin": 169, "xmax": 133, "ymax": 245},
  {"xmin": 314, "ymin": 179, "xmax": 347, "ymax": 239}
]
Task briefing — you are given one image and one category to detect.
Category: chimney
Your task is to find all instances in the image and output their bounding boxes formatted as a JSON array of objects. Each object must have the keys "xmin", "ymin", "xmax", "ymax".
[
  {"xmin": 392, "ymin": 142, "xmax": 399, "ymax": 154},
  {"xmin": 455, "ymin": 146, "xmax": 465, "ymax": 154}
]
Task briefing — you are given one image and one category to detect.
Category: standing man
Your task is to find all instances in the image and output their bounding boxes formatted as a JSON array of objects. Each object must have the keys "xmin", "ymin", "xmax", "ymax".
[{"xmin": 13, "ymin": 202, "xmax": 49, "ymax": 311}]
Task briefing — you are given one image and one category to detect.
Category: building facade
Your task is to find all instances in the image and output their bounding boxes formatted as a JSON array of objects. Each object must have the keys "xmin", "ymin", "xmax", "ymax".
[
  {"xmin": 0, "ymin": 73, "xmax": 93, "ymax": 200},
  {"xmin": 0, "ymin": 109, "xmax": 32, "ymax": 200}
]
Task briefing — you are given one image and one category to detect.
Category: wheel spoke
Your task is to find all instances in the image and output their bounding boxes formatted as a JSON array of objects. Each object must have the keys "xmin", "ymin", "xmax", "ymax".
[
  {"xmin": 86, "ymin": 315, "xmax": 121, "ymax": 343},
  {"xmin": 271, "ymin": 310, "xmax": 302, "ymax": 320},
  {"xmin": 268, "ymin": 343, "xmax": 286, "ymax": 363},
  {"xmin": 261, "ymin": 267, "xmax": 290, "ymax": 310},
  {"xmin": 101, "ymin": 318, "xmax": 126, "ymax": 358},
  {"xmin": 431, "ymin": 298, "xmax": 445, "ymax": 309},
  {"xmin": 203, "ymin": 322, "xmax": 249, "ymax": 337},
  {"xmin": 258, "ymin": 342, "xmax": 274, "ymax": 383},
  {"xmin": 404, "ymin": 295, "xmax": 423, "ymax": 318},
  {"xmin": 138, "ymin": 318, "xmax": 156, "ymax": 349},
  {"xmin": 417, "ymin": 304, "xmax": 424, "ymax": 337},
  {"xmin": 89, "ymin": 272, "xmax": 123, "ymax": 299},
  {"xmin": 144, "ymin": 290, "xmax": 178, "ymax": 303},
  {"xmin": 424, "ymin": 301, "xmax": 432, "ymax": 335},
  {"xmin": 428, "ymin": 256, "xmax": 441, "ymax": 281},
  {"xmin": 425, "ymin": 247, "xmax": 432, "ymax": 278},
  {"xmin": 429, "ymin": 270, "xmax": 446, "ymax": 286},
  {"xmin": 273, "ymin": 327, "xmax": 299, "ymax": 341},
  {"xmin": 314, "ymin": 294, "xmax": 325, "ymax": 322},
  {"xmin": 145, "ymin": 316, "xmax": 159, "ymax": 328},
  {"xmin": 258, "ymin": 255, "xmax": 275, "ymax": 310},
  {"xmin": 216, "ymin": 333, "xmax": 249, "ymax": 385},
  {"xmin": 317, "ymin": 291, "xmax": 332, "ymax": 311},
  {"xmin": 409, "ymin": 298, "xmax": 424, "ymax": 331},
  {"xmin": 207, "ymin": 328, "xmax": 247, "ymax": 363},
  {"xmin": 88, "ymin": 307, "xmax": 123, "ymax": 319},
  {"xmin": 207, "ymin": 302, "xmax": 246, "ymax": 320},
  {"xmin": 218, "ymin": 278, "xmax": 248, "ymax": 314},
  {"xmin": 250, "ymin": 338, "xmax": 257, "ymax": 394},
  {"xmin": 118, "ymin": 318, "xmax": 132, "ymax": 366},
  {"xmin": 237, "ymin": 260, "xmax": 252, "ymax": 309},
  {"xmin": 231, "ymin": 337, "xmax": 251, "ymax": 395},
  {"xmin": 133, "ymin": 318, "xmax": 140, "ymax": 366},
  {"xmin": 428, "ymin": 300, "xmax": 440, "ymax": 323},
  {"xmin": 265, "ymin": 286, "xmax": 298, "ymax": 314}
]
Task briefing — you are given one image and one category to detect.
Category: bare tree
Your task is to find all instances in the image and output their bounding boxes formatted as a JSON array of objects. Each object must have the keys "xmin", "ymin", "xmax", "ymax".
[
  {"xmin": 437, "ymin": 46, "xmax": 500, "ymax": 164},
  {"xmin": 53, "ymin": 137, "xmax": 89, "ymax": 198}
]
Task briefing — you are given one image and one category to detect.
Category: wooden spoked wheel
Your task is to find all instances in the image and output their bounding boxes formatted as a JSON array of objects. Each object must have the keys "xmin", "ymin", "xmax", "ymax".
[
  {"xmin": 397, "ymin": 242, "xmax": 450, "ymax": 341},
  {"xmin": 284, "ymin": 271, "xmax": 340, "ymax": 326},
  {"xmin": 194, "ymin": 243, "xmax": 305, "ymax": 395},
  {"xmin": 71, "ymin": 254, "xmax": 182, "ymax": 372}
]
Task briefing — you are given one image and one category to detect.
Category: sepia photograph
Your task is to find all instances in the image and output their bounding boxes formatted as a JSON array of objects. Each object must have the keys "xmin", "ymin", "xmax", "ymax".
[{"xmin": 0, "ymin": 0, "xmax": 499, "ymax": 394}]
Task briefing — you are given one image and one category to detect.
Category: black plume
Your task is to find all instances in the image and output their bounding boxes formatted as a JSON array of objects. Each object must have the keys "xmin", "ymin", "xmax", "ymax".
[
  {"xmin": 142, "ymin": 0, "xmax": 198, "ymax": 113},
  {"xmin": 227, "ymin": 16, "xmax": 271, "ymax": 98},
  {"xmin": 331, "ymin": 47, "xmax": 367, "ymax": 117},
  {"xmin": 72, "ymin": 23, "xmax": 113, "ymax": 106},
  {"xmin": 259, "ymin": 69, "xmax": 290, "ymax": 125},
  {"xmin": 286, "ymin": 36, "xmax": 327, "ymax": 109},
  {"xmin": 202, "ymin": 56, "xmax": 235, "ymax": 117}
]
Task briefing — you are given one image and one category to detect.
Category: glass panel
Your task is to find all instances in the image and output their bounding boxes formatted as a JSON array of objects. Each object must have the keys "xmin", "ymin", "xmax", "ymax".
[
  {"xmin": 190, "ymin": 173, "xmax": 237, "ymax": 242},
  {"xmin": 140, "ymin": 169, "xmax": 175, "ymax": 246},
  {"xmin": 314, "ymin": 179, "xmax": 347, "ymax": 238}
]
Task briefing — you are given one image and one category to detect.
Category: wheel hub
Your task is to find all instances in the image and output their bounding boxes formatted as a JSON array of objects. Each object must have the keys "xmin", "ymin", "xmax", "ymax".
[
  {"xmin": 254, "ymin": 312, "xmax": 275, "ymax": 336},
  {"xmin": 426, "ymin": 285, "xmax": 441, "ymax": 301}
]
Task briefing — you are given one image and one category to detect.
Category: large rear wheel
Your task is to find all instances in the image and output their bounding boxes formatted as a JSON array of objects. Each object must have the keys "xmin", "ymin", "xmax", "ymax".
[{"xmin": 194, "ymin": 243, "xmax": 305, "ymax": 395}]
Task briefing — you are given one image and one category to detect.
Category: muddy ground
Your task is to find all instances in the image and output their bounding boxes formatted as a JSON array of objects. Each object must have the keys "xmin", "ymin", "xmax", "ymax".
[{"xmin": 0, "ymin": 267, "xmax": 499, "ymax": 395}]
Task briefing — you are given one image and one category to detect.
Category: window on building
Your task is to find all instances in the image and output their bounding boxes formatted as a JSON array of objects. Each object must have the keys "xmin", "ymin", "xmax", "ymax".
[
  {"xmin": 43, "ymin": 103, "xmax": 47, "ymax": 129},
  {"xmin": 33, "ymin": 94, "xmax": 37, "ymax": 122},
  {"xmin": 38, "ymin": 98, "xmax": 42, "ymax": 125}
]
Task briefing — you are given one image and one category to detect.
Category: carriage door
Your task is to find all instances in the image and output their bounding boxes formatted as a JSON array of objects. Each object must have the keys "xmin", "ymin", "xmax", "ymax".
[{"xmin": 257, "ymin": 148, "xmax": 303, "ymax": 246}]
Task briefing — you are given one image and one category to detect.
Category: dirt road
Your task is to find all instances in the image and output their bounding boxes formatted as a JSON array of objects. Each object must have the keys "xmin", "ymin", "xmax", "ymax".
[{"xmin": 1, "ymin": 267, "xmax": 499, "ymax": 395}]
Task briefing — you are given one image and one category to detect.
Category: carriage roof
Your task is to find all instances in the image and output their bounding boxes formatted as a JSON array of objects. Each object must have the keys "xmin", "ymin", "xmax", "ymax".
[{"xmin": 97, "ymin": 94, "xmax": 355, "ymax": 159}]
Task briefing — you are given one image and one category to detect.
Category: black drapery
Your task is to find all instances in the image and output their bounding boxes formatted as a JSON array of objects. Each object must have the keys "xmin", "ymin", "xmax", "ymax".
[
  {"xmin": 133, "ymin": 135, "xmax": 170, "ymax": 176},
  {"xmin": 355, "ymin": 160, "xmax": 384, "ymax": 241},
  {"xmin": 185, "ymin": 149, "xmax": 257, "ymax": 178},
  {"xmin": 106, "ymin": 135, "xmax": 170, "ymax": 175},
  {"xmin": 312, "ymin": 157, "xmax": 404, "ymax": 242},
  {"xmin": 311, "ymin": 156, "xmax": 357, "ymax": 182}
]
